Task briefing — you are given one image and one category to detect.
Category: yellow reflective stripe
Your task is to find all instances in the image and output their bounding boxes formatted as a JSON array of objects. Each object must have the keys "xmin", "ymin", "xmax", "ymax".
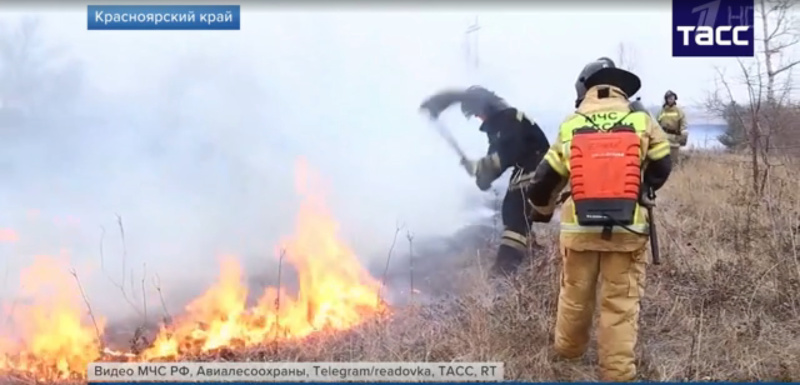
[
  {"xmin": 501, "ymin": 230, "xmax": 527, "ymax": 251},
  {"xmin": 647, "ymin": 141, "xmax": 671, "ymax": 160},
  {"xmin": 502, "ymin": 230, "xmax": 527, "ymax": 245},
  {"xmin": 501, "ymin": 238, "xmax": 527, "ymax": 251},
  {"xmin": 560, "ymin": 111, "xmax": 650, "ymax": 140},
  {"xmin": 560, "ymin": 223, "xmax": 650, "ymax": 234},
  {"xmin": 659, "ymin": 112, "xmax": 679, "ymax": 123},
  {"xmin": 544, "ymin": 149, "xmax": 569, "ymax": 176},
  {"xmin": 562, "ymin": 141, "xmax": 571, "ymax": 162}
]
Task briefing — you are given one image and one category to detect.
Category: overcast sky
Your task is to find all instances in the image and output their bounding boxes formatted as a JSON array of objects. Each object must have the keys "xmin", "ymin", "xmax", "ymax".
[
  {"xmin": 19, "ymin": 5, "xmax": 755, "ymax": 112},
  {"xmin": 0, "ymin": 4, "xmax": 790, "ymax": 321}
]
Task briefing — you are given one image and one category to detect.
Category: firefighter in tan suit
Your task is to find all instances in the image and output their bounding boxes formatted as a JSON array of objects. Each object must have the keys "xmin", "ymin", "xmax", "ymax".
[
  {"xmin": 527, "ymin": 57, "xmax": 673, "ymax": 381},
  {"xmin": 657, "ymin": 90, "xmax": 688, "ymax": 163}
]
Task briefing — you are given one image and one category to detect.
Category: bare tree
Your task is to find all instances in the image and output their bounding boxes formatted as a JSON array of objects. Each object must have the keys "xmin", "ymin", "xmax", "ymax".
[
  {"xmin": 0, "ymin": 17, "xmax": 85, "ymax": 183},
  {"xmin": 0, "ymin": 17, "xmax": 83, "ymax": 135},
  {"xmin": 707, "ymin": 0, "xmax": 800, "ymax": 194},
  {"xmin": 708, "ymin": 63, "xmax": 765, "ymax": 193},
  {"xmin": 759, "ymin": 0, "xmax": 800, "ymax": 105}
]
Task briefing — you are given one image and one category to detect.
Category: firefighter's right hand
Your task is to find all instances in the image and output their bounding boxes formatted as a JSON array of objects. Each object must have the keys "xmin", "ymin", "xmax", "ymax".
[
  {"xmin": 556, "ymin": 190, "xmax": 572, "ymax": 205},
  {"xmin": 678, "ymin": 131, "xmax": 689, "ymax": 146},
  {"xmin": 639, "ymin": 187, "xmax": 656, "ymax": 208}
]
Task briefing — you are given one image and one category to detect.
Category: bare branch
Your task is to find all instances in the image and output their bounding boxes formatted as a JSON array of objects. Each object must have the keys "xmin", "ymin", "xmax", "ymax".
[
  {"xmin": 274, "ymin": 248, "xmax": 285, "ymax": 338},
  {"xmin": 406, "ymin": 230, "xmax": 415, "ymax": 302},
  {"xmin": 771, "ymin": 59, "xmax": 800, "ymax": 77},
  {"xmin": 115, "ymin": 213, "xmax": 127, "ymax": 288},
  {"xmin": 152, "ymin": 274, "xmax": 172, "ymax": 326},
  {"xmin": 141, "ymin": 262, "xmax": 147, "ymax": 323},
  {"xmin": 377, "ymin": 221, "xmax": 405, "ymax": 305},
  {"xmin": 70, "ymin": 269, "xmax": 103, "ymax": 349}
]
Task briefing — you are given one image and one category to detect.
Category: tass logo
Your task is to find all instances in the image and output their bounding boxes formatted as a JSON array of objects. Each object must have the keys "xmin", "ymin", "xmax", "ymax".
[{"xmin": 672, "ymin": 0, "xmax": 754, "ymax": 57}]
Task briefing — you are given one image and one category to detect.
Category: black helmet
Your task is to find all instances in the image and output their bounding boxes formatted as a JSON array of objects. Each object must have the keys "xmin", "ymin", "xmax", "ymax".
[
  {"xmin": 574, "ymin": 57, "xmax": 641, "ymax": 108},
  {"xmin": 664, "ymin": 90, "xmax": 678, "ymax": 100},
  {"xmin": 460, "ymin": 85, "xmax": 509, "ymax": 120}
]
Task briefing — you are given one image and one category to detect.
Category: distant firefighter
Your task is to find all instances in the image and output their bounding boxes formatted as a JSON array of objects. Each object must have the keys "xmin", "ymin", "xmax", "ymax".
[{"xmin": 657, "ymin": 90, "xmax": 689, "ymax": 164}]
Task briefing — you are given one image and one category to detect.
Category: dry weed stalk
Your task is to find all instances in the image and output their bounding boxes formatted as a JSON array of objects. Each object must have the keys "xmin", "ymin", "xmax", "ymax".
[
  {"xmin": 69, "ymin": 269, "xmax": 103, "ymax": 350},
  {"xmin": 377, "ymin": 221, "xmax": 404, "ymax": 304}
]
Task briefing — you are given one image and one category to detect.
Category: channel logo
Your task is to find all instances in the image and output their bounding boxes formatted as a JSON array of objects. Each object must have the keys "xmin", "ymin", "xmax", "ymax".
[{"xmin": 672, "ymin": 0, "xmax": 754, "ymax": 57}]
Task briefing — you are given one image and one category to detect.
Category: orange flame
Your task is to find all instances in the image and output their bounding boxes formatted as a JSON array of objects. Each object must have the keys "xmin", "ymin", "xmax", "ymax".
[
  {"xmin": 1, "ymin": 159, "xmax": 386, "ymax": 380},
  {"xmin": 143, "ymin": 159, "xmax": 384, "ymax": 358},
  {"xmin": 0, "ymin": 255, "xmax": 106, "ymax": 380}
]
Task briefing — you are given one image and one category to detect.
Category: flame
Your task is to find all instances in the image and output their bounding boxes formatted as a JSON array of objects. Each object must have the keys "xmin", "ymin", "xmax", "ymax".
[
  {"xmin": 143, "ymin": 159, "xmax": 384, "ymax": 358},
  {"xmin": 0, "ymin": 255, "xmax": 106, "ymax": 380},
  {"xmin": 1, "ymin": 159, "xmax": 387, "ymax": 380}
]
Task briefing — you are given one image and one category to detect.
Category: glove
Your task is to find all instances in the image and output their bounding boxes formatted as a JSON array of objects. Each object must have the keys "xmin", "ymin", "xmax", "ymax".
[
  {"xmin": 474, "ymin": 155, "xmax": 502, "ymax": 191},
  {"xmin": 678, "ymin": 131, "xmax": 689, "ymax": 146},
  {"xmin": 476, "ymin": 176, "xmax": 492, "ymax": 191},
  {"xmin": 639, "ymin": 185, "xmax": 656, "ymax": 208},
  {"xmin": 459, "ymin": 157, "xmax": 477, "ymax": 177},
  {"xmin": 556, "ymin": 190, "xmax": 572, "ymax": 205}
]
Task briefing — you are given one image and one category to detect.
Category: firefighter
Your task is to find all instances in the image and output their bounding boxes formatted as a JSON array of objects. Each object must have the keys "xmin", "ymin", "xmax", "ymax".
[
  {"xmin": 419, "ymin": 86, "xmax": 550, "ymax": 277},
  {"xmin": 526, "ymin": 57, "xmax": 672, "ymax": 381},
  {"xmin": 657, "ymin": 90, "xmax": 689, "ymax": 164}
]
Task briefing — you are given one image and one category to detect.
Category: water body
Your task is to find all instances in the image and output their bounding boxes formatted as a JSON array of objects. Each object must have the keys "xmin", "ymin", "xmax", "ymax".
[{"xmin": 688, "ymin": 123, "xmax": 726, "ymax": 148}]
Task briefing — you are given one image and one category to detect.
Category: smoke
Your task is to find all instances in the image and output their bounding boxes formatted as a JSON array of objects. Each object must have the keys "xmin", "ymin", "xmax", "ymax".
[{"xmin": 0, "ymin": 10, "xmax": 503, "ymax": 327}]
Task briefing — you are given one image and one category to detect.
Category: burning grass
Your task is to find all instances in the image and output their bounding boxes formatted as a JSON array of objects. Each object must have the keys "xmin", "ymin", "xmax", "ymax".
[{"xmin": 3, "ymin": 151, "xmax": 800, "ymax": 383}]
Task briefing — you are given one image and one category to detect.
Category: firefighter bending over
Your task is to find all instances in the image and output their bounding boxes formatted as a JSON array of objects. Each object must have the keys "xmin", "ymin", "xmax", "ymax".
[
  {"xmin": 526, "ymin": 58, "xmax": 672, "ymax": 381},
  {"xmin": 657, "ymin": 90, "xmax": 688, "ymax": 163},
  {"xmin": 420, "ymin": 86, "xmax": 550, "ymax": 277}
]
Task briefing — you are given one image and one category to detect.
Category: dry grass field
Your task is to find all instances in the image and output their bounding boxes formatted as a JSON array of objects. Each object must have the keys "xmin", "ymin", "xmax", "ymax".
[
  {"xmin": 242, "ymin": 150, "xmax": 800, "ymax": 382},
  {"xmin": 4, "ymin": 150, "xmax": 800, "ymax": 383}
]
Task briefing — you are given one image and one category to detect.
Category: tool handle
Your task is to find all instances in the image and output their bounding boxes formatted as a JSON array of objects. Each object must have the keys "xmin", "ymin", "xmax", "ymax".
[
  {"xmin": 646, "ymin": 187, "xmax": 661, "ymax": 265},
  {"xmin": 649, "ymin": 208, "xmax": 660, "ymax": 265}
]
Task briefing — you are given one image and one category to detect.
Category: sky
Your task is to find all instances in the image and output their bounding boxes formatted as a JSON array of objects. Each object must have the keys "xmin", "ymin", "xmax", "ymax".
[
  {"xmin": 0, "ymin": 3, "xmax": 791, "ymax": 321},
  {"xmin": 29, "ymin": 6, "xmax": 748, "ymax": 114}
]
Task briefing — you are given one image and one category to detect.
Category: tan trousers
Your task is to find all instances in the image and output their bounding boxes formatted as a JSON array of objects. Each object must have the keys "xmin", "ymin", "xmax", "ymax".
[{"xmin": 553, "ymin": 247, "xmax": 647, "ymax": 382}]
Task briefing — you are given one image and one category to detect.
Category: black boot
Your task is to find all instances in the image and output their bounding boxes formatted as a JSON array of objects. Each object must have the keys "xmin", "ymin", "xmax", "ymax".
[{"xmin": 489, "ymin": 245, "xmax": 525, "ymax": 278}]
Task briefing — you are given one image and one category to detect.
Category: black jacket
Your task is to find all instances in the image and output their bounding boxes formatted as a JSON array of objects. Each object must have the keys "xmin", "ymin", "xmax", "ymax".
[{"xmin": 479, "ymin": 108, "xmax": 550, "ymax": 173}]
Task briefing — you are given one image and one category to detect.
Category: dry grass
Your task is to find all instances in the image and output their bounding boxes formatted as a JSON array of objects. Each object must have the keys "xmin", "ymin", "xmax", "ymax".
[
  {"xmin": 250, "ymin": 150, "xmax": 800, "ymax": 382},
  {"xmin": 8, "ymin": 150, "xmax": 800, "ymax": 383}
]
